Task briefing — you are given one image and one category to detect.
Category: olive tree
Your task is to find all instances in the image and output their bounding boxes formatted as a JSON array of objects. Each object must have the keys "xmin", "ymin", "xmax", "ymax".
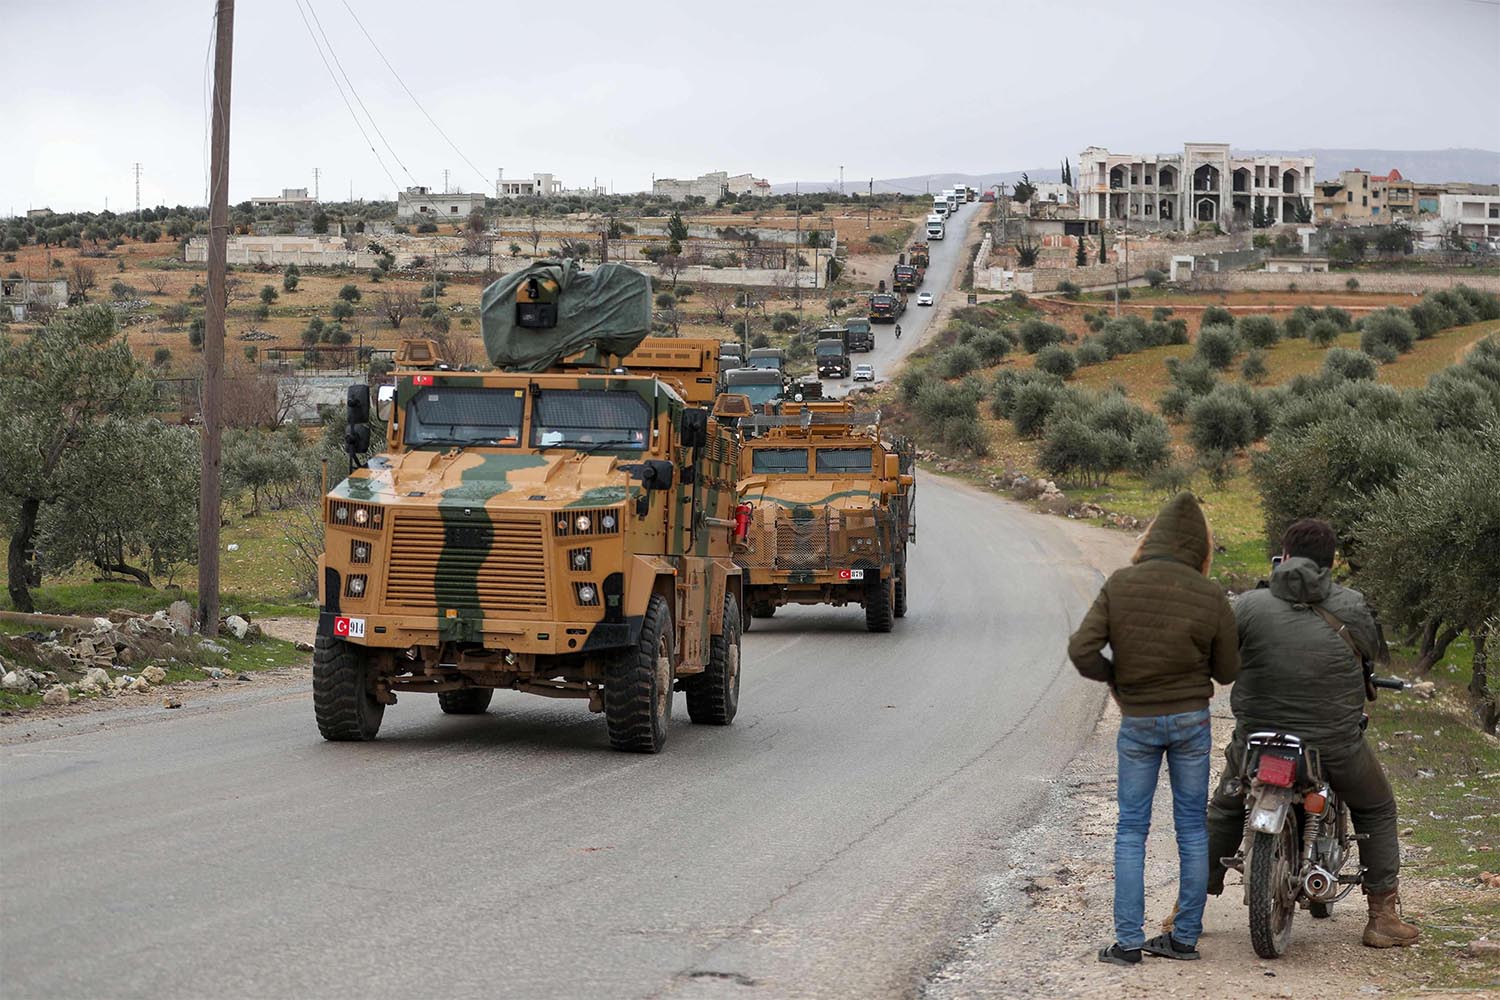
[{"xmin": 0, "ymin": 306, "xmax": 152, "ymax": 610}]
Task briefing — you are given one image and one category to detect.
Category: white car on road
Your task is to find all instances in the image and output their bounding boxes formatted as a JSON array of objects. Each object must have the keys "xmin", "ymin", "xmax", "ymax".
[
  {"xmin": 852, "ymin": 364, "xmax": 876, "ymax": 382},
  {"xmin": 916, "ymin": 291, "xmax": 934, "ymax": 306}
]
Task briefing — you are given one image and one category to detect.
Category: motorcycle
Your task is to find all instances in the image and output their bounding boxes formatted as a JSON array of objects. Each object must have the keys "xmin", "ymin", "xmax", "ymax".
[{"xmin": 1221, "ymin": 676, "xmax": 1405, "ymax": 958}]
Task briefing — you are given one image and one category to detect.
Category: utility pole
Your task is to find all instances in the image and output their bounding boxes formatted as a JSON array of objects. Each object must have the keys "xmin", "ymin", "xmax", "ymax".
[
  {"xmin": 313, "ymin": 166, "xmax": 320, "ymax": 201},
  {"xmin": 867, "ymin": 178, "xmax": 872, "ymax": 229},
  {"xmin": 133, "ymin": 162, "xmax": 142, "ymax": 219},
  {"xmin": 839, "ymin": 165, "xmax": 844, "ymax": 196},
  {"xmin": 443, "ymin": 169, "xmax": 450, "ymax": 195},
  {"xmin": 794, "ymin": 183, "xmax": 802, "ymax": 310},
  {"xmin": 199, "ymin": 0, "xmax": 234, "ymax": 638}
]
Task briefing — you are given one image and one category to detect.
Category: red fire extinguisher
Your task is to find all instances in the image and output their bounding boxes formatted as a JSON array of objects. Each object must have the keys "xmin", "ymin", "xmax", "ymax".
[{"xmin": 734, "ymin": 503, "xmax": 753, "ymax": 542}]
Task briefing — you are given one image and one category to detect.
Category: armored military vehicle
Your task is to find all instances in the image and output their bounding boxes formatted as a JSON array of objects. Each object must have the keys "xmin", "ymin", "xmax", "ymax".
[
  {"xmin": 733, "ymin": 401, "xmax": 915, "ymax": 632},
  {"xmin": 314, "ymin": 261, "xmax": 745, "ymax": 753}
]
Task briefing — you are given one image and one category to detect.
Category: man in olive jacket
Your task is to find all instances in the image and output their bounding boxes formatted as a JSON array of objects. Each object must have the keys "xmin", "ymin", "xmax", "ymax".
[
  {"xmin": 1207, "ymin": 519, "xmax": 1419, "ymax": 949},
  {"xmin": 1069, "ymin": 491, "xmax": 1240, "ymax": 965}
]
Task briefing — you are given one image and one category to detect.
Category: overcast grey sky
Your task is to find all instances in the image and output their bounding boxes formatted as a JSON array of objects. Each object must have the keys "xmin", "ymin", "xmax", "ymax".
[{"xmin": 3, "ymin": 0, "xmax": 1498, "ymax": 213}]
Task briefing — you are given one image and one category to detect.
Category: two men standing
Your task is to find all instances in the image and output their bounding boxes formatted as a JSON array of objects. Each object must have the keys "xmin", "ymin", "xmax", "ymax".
[{"xmin": 1069, "ymin": 495, "xmax": 1419, "ymax": 965}]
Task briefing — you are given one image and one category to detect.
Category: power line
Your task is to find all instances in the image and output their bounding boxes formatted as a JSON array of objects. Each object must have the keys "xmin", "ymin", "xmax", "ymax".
[
  {"xmin": 338, "ymin": 0, "xmax": 492, "ymax": 191},
  {"xmin": 291, "ymin": 0, "xmax": 403, "ymax": 198},
  {"xmin": 297, "ymin": 0, "xmax": 447, "ymax": 216}
]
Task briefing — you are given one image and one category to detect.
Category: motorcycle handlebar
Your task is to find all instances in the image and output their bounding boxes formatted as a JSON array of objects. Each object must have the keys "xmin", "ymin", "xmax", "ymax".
[{"xmin": 1370, "ymin": 677, "xmax": 1406, "ymax": 691}]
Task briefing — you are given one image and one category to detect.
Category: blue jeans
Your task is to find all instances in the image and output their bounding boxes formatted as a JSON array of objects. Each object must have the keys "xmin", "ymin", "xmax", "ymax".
[{"xmin": 1113, "ymin": 708, "xmax": 1212, "ymax": 949}]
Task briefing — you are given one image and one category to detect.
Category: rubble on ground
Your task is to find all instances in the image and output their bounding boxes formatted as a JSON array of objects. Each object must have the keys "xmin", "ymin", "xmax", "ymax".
[{"xmin": 0, "ymin": 606, "xmax": 269, "ymax": 709}]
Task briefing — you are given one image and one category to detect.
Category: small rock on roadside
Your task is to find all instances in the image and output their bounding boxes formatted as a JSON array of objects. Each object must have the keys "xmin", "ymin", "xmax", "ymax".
[
  {"xmin": 83, "ymin": 666, "xmax": 111, "ymax": 689},
  {"xmin": 162, "ymin": 694, "xmax": 182, "ymax": 709},
  {"xmin": 1466, "ymin": 938, "xmax": 1499, "ymax": 957},
  {"xmin": 295, "ymin": 641, "xmax": 314, "ymax": 652},
  {"xmin": 198, "ymin": 641, "xmax": 230, "ymax": 656},
  {"xmin": 223, "ymin": 615, "xmax": 250, "ymax": 639},
  {"xmin": 42, "ymin": 685, "xmax": 70, "ymax": 706},
  {"xmin": 141, "ymin": 665, "xmax": 167, "ymax": 685},
  {"xmin": 1, "ymin": 670, "xmax": 37, "ymax": 694}
]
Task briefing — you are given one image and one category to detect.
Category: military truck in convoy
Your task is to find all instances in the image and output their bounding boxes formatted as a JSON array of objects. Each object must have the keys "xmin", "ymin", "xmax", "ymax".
[
  {"xmin": 815, "ymin": 328, "xmax": 851, "ymax": 379},
  {"xmin": 869, "ymin": 283, "xmax": 907, "ymax": 324},
  {"xmin": 746, "ymin": 347, "xmax": 785, "ymax": 371},
  {"xmin": 734, "ymin": 401, "xmax": 916, "ymax": 632},
  {"xmin": 722, "ymin": 366, "xmax": 784, "ymax": 413},
  {"xmin": 314, "ymin": 261, "xmax": 746, "ymax": 754},
  {"xmin": 719, "ymin": 342, "xmax": 743, "ymax": 369},
  {"xmin": 907, "ymin": 241, "xmax": 930, "ymax": 269},
  {"xmin": 844, "ymin": 317, "xmax": 875, "ymax": 353},
  {"xmin": 892, "ymin": 262, "xmax": 921, "ymax": 293}
]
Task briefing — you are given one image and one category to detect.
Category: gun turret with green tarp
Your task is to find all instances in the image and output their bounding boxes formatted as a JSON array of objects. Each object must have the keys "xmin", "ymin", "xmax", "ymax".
[{"xmin": 481, "ymin": 259, "xmax": 651, "ymax": 372}]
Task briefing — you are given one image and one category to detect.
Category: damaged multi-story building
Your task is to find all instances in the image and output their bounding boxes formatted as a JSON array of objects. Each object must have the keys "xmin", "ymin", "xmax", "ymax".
[{"xmin": 1079, "ymin": 143, "xmax": 1315, "ymax": 231}]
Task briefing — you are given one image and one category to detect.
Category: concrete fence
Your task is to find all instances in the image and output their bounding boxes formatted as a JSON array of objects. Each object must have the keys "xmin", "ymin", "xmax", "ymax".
[{"xmin": 1211, "ymin": 271, "xmax": 1500, "ymax": 294}]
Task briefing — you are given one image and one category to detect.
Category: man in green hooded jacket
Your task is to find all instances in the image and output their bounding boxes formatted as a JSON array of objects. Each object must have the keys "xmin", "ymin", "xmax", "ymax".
[
  {"xmin": 1207, "ymin": 518, "xmax": 1419, "ymax": 949},
  {"xmin": 1069, "ymin": 491, "xmax": 1239, "ymax": 965}
]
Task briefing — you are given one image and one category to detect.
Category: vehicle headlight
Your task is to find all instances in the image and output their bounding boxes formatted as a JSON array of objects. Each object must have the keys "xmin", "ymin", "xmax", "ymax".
[
  {"xmin": 600, "ymin": 512, "xmax": 617, "ymax": 531},
  {"xmin": 353, "ymin": 508, "xmax": 369, "ymax": 525},
  {"xmin": 572, "ymin": 550, "xmax": 590, "ymax": 570},
  {"xmin": 575, "ymin": 514, "xmax": 591, "ymax": 532},
  {"xmin": 352, "ymin": 543, "xmax": 370, "ymax": 562},
  {"xmin": 577, "ymin": 584, "xmax": 596, "ymax": 604},
  {"xmin": 333, "ymin": 505, "xmax": 349, "ymax": 522},
  {"xmin": 348, "ymin": 576, "xmax": 365, "ymax": 596}
]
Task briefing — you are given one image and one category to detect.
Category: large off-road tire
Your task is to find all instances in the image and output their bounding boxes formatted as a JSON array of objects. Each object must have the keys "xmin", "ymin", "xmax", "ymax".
[
  {"xmin": 438, "ymin": 688, "xmax": 494, "ymax": 715},
  {"xmin": 893, "ymin": 567, "xmax": 908, "ymax": 619},
  {"xmin": 865, "ymin": 576, "xmax": 894, "ymax": 633},
  {"xmin": 686, "ymin": 593, "xmax": 740, "ymax": 726},
  {"xmin": 604, "ymin": 594, "xmax": 673, "ymax": 753},
  {"xmin": 1247, "ymin": 824, "xmax": 1299, "ymax": 959},
  {"xmin": 313, "ymin": 633, "xmax": 384, "ymax": 741}
]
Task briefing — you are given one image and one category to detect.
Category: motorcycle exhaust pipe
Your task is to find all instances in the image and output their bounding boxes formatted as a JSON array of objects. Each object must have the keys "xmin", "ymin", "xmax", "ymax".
[{"xmin": 1303, "ymin": 866, "xmax": 1335, "ymax": 899}]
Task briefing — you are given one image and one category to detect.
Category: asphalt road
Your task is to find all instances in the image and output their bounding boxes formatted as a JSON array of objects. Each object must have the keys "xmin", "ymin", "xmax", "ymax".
[
  {"xmin": 0, "ymin": 475, "xmax": 1126, "ymax": 1000},
  {"xmin": 823, "ymin": 199, "xmax": 977, "ymax": 398},
  {"xmin": 0, "ymin": 201, "xmax": 1123, "ymax": 999}
]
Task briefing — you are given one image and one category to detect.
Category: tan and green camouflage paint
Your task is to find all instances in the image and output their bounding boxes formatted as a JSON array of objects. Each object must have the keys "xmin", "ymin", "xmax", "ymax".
[{"xmin": 321, "ymin": 365, "xmax": 739, "ymax": 669}]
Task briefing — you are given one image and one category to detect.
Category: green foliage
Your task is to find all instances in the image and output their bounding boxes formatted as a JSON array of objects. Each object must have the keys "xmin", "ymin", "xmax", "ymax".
[
  {"xmin": 1187, "ymin": 385, "xmax": 1260, "ymax": 456},
  {"xmin": 1010, "ymin": 380, "xmax": 1068, "ymax": 437},
  {"xmin": 1018, "ymin": 318, "xmax": 1067, "ymax": 354},
  {"xmin": 1236, "ymin": 315, "xmax": 1280, "ymax": 349},
  {"xmin": 940, "ymin": 345, "xmax": 981, "ymax": 378},
  {"xmin": 1076, "ymin": 339, "xmax": 1109, "ymax": 367},
  {"xmin": 1323, "ymin": 347, "xmax": 1378, "ymax": 381},
  {"xmin": 1194, "ymin": 324, "xmax": 1241, "ymax": 370},
  {"xmin": 339, "ymin": 283, "xmax": 362, "ymax": 303},
  {"xmin": 330, "ymin": 300, "xmax": 355, "ymax": 322},
  {"xmin": 1241, "ymin": 347, "xmax": 1269, "ymax": 383},
  {"xmin": 0, "ymin": 306, "xmax": 156, "ymax": 609},
  {"xmin": 1359, "ymin": 309, "xmax": 1417, "ymax": 359},
  {"xmin": 1038, "ymin": 390, "xmax": 1169, "ymax": 486},
  {"xmin": 667, "ymin": 212, "xmax": 689, "ymax": 242},
  {"xmin": 259, "ymin": 284, "xmax": 278, "ymax": 305},
  {"xmin": 1035, "ymin": 344, "xmax": 1077, "ymax": 378},
  {"xmin": 1201, "ymin": 305, "xmax": 1234, "ymax": 328},
  {"xmin": 1307, "ymin": 318, "xmax": 1341, "ymax": 347},
  {"xmin": 1057, "ymin": 279, "xmax": 1080, "ymax": 299},
  {"xmin": 1145, "ymin": 268, "xmax": 1165, "ymax": 288},
  {"xmin": 282, "ymin": 263, "xmax": 300, "ymax": 293}
]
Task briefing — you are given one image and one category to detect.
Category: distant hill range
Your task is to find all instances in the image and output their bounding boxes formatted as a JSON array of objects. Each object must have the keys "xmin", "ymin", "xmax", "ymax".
[{"xmin": 771, "ymin": 149, "xmax": 1498, "ymax": 196}]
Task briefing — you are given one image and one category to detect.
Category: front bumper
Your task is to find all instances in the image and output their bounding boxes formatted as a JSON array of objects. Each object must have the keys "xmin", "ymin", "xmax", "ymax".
[{"xmin": 317, "ymin": 610, "xmax": 638, "ymax": 655}]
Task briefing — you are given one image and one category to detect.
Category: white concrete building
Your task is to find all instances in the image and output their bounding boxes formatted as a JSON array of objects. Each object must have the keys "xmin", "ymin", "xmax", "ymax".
[
  {"xmin": 653, "ymin": 171, "xmax": 771, "ymax": 202},
  {"xmin": 396, "ymin": 186, "xmax": 487, "ymax": 220},
  {"xmin": 1439, "ymin": 193, "xmax": 1500, "ymax": 245},
  {"xmin": 1079, "ymin": 143, "xmax": 1316, "ymax": 231},
  {"xmin": 250, "ymin": 187, "xmax": 316, "ymax": 208},
  {"xmin": 496, "ymin": 170, "xmax": 564, "ymax": 199},
  {"xmin": 2, "ymin": 276, "xmax": 68, "ymax": 320}
]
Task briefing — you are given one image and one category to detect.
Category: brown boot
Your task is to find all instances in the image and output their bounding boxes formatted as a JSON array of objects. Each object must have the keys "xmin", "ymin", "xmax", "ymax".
[{"xmin": 1363, "ymin": 886, "xmax": 1420, "ymax": 948}]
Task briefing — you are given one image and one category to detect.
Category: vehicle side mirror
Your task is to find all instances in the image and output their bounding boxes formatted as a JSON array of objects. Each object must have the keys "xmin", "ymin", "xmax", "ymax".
[
  {"xmin": 638, "ymin": 459, "xmax": 674, "ymax": 491},
  {"xmin": 680, "ymin": 408, "xmax": 709, "ymax": 450},
  {"xmin": 884, "ymin": 454, "xmax": 900, "ymax": 479},
  {"xmin": 375, "ymin": 384, "xmax": 395, "ymax": 422},
  {"xmin": 346, "ymin": 384, "xmax": 371, "ymax": 463}
]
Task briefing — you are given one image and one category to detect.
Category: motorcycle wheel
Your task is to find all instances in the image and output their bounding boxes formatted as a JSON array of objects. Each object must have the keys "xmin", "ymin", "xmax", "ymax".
[{"xmin": 1247, "ymin": 823, "xmax": 1299, "ymax": 959}]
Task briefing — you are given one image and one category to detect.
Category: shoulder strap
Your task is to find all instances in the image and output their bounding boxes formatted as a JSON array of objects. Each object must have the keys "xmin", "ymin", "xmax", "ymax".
[{"xmin": 1307, "ymin": 603, "xmax": 1377, "ymax": 702}]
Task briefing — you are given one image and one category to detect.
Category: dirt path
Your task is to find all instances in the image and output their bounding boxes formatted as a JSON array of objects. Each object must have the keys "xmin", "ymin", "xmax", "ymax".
[{"xmin": 924, "ymin": 693, "xmax": 1466, "ymax": 999}]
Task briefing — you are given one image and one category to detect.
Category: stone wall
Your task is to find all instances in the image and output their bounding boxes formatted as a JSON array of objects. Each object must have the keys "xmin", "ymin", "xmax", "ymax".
[{"xmin": 1213, "ymin": 271, "xmax": 1500, "ymax": 294}]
